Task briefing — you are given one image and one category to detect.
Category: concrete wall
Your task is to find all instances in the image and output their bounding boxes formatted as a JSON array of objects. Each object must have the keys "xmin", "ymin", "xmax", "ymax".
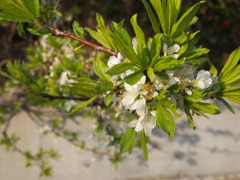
[{"xmin": 0, "ymin": 100, "xmax": 240, "ymax": 180}]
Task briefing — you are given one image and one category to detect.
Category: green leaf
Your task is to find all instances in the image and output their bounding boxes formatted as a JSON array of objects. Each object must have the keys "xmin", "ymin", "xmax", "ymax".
[
  {"xmin": 69, "ymin": 77, "xmax": 97, "ymax": 97},
  {"xmin": 120, "ymin": 128, "xmax": 136, "ymax": 153},
  {"xmin": 156, "ymin": 100, "xmax": 175, "ymax": 138},
  {"xmin": 147, "ymin": 67, "xmax": 155, "ymax": 83},
  {"xmin": 85, "ymin": 27, "xmax": 112, "ymax": 49},
  {"xmin": 184, "ymin": 89, "xmax": 204, "ymax": 103},
  {"xmin": 140, "ymin": 131, "xmax": 148, "ymax": 160},
  {"xmin": 22, "ymin": 0, "xmax": 40, "ymax": 17},
  {"xmin": 27, "ymin": 25, "xmax": 51, "ymax": 36},
  {"xmin": 220, "ymin": 86, "xmax": 240, "ymax": 104},
  {"xmin": 220, "ymin": 66, "xmax": 240, "ymax": 85},
  {"xmin": 95, "ymin": 79, "xmax": 113, "ymax": 93},
  {"xmin": 17, "ymin": 23, "xmax": 25, "ymax": 37},
  {"xmin": 96, "ymin": 13, "xmax": 116, "ymax": 49},
  {"xmin": 216, "ymin": 97, "xmax": 235, "ymax": 114},
  {"xmin": 184, "ymin": 104, "xmax": 195, "ymax": 129},
  {"xmin": 219, "ymin": 48, "xmax": 240, "ymax": 85},
  {"xmin": 191, "ymin": 102, "xmax": 221, "ymax": 115},
  {"xmin": 0, "ymin": 11, "xmax": 31, "ymax": 22},
  {"xmin": 153, "ymin": 57, "xmax": 184, "ymax": 71},
  {"xmin": 149, "ymin": 0, "xmax": 167, "ymax": 34},
  {"xmin": 0, "ymin": 0, "xmax": 39, "ymax": 23},
  {"xmin": 171, "ymin": 1, "xmax": 204, "ymax": 37},
  {"xmin": 111, "ymin": 22, "xmax": 141, "ymax": 66},
  {"xmin": 104, "ymin": 92, "xmax": 113, "ymax": 106},
  {"xmin": 73, "ymin": 21, "xmax": 85, "ymax": 39},
  {"xmin": 191, "ymin": 106, "xmax": 210, "ymax": 119},
  {"xmin": 0, "ymin": 70, "xmax": 15, "ymax": 80},
  {"xmin": 208, "ymin": 61, "xmax": 218, "ymax": 75},
  {"xmin": 220, "ymin": 48, "xmax": 240, "ymax": 77},
  {"xmin": 124, "ymin": 71, "xmax": 144, "ymax": 85},
  {"xmin": 182, "ymin": 48, "xmax": 209, "ymax": 60},
  {"xmin": 174, "ymin": 32, "xmax": 188, "ymax": 45},
  {"xmin": 130, "ymin": 14, "xmax": 146, "ymax": 53},
  {"xmin": 0, "ymin": 17, "xmax": 8, "ymax": 24},
  {"xmin": 85, "ymin": 13, "xmax": 116, "ymax": 50},
  {"xmin": 149, "ymin": 33, "xmax": 163, "ymax": 67},
  {"xmin": 93, "ymin": 57, "xmax": 111, "ymax": 81},
  {"xmin": 142, "ymin": 0, "xmax": 160, "ymax": 33},
  {"xmin": 5, "ymin": 60, "xmax": 34, "ymax": 84},
  {"xmin": 106, "ymin": 62, "xmax": 134, "ymax": 76},
  {"xmin": 68, "ymin": 95, "xmax": 98, "ymax": 115},
  {"xmin": 223, "ymin": 96, "xmax": 240, "ymax": 104}
]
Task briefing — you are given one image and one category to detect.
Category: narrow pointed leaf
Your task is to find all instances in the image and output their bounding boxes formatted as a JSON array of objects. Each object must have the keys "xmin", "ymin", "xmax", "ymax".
[
  {"xmin": 106, "ymin": 62, "xmax": 134, "ymax": 76},
  {"xmin": 156, "ymin": 100, "xmax": 175, "ymax": 138},
  {"xmin": 68, "ymin": 95, "xmax": 98, "ymax": 115},
  {"xmin": 142, "ymin": 0, "xmax": 160, "ymax": 33},
  {"xmin": 140, "ymin": 131, "xmax": 148, "ymax": 160},
  {"xmin": 120, "ymin": 128, "xmax": 136, "ymax": 153},
  {"xmin": 124, "ymin": 71, "xmax": 144, "ymax": 85}
]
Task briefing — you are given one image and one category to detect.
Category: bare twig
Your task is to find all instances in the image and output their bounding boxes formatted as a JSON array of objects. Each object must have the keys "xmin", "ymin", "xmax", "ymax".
[
  {"xmin": 0, "ymin": 60, "xmax": 6, "ymax": 69},
  {"xmin": 40, "ymin": 93, "xmax": 89, "ymax": 101},
  {"xmin": 45, "ymin": 24, "xmax": 117, "ymax": 56},
  {"xmin": 2, "ymin": 111, "xmax": 24, "ymax": 154}
]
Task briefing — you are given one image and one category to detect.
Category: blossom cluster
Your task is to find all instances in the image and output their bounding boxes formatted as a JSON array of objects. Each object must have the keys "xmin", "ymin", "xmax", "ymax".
[{"xmin": 106, "ymin": 43, "xmax": 217, "ymax": 136}]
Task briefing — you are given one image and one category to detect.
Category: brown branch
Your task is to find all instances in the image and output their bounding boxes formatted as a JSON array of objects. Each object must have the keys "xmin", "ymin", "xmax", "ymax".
[
  {"xmin": 45, "ymin": 24, "xmax": 117, "ymax": 56},
  {"xmin": 40, "ymin": 93, "xmax": 89, "ymax": 101}
]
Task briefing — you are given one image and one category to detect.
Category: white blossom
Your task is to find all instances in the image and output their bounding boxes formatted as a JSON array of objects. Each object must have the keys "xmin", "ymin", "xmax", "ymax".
[
  {"xmin": 59, "ymin": 71, "xmax": 76, "ymax": 85},
  {"xmin": 65, "ymin": 100, "xmax": 78, "ymax": 111},
  {"xmin": 153, "ymin": 73, "xmax": 180, "ymax": 91},
  {"xmin": 121, "ymin": 76, "xmax": 147, "ymax": 115},
  {"xmin": 107, "ymin": 53, "xmax": 122, "ymax": 68},
  {"xmin": 174, "ymin": 65, "xmax": 196, "ymax": 82},
  {"xmin": 121, "ymin": 75, "xmax": 158, "ymax": 117},
  {"xmin": 128, "ymin": 111, "xmax": 156, "ymax": 136},
  {"xmin": 185, "ymin": 88, "xmax": 192, "ymax": 95},
  {"xmin": 163, "ymin": 43, "xmax": 181, "ymax": 59},
  {"xmin": 194, "ymin": 70, "xmax": 213, "ymax": 89},
  {"xmin": 132, "ymin": 38, "xmax": 138, "ymax": 52}
]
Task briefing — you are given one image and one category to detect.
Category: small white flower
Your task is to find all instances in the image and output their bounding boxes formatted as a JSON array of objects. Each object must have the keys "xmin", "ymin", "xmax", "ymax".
[
  {"xmin": 107, "ymin": 53, "xmax": 122, "ymax": 68},
  {"xmin": 153, "ymin": 73, "xmax": 180, "ymax": 91},
  {"xmin": 65, "ymin": 100, "xmax": 78, "ymax": 111},
  {"xmin": 59, "ymin": 71, "xmax": 76, "ymax": 85},
  {"xmin": 163, "ymin": 43, "xmax": 180, "ymax": 59},
  {"xmin": 129, "ymin": 98, "xmax": 147, "ymax": 116},
  {"xmin": 122, "ymin": 76, "xmax": 147, "ymax": 112},
  {"xmin": 185, "ymin": 88, "xmax": 192, "ymax": 95},
  {"xmin": 212, "ymin": 75, "xmax": 218, "ymax": 84},
  {"xmin": 132, "ymin": 38, "xmax": 138, "ymax": 52},
  {"xmin": 128, "ymin": 111, "xmax": 156, "ymax": 136},
  {"xmin": 194, "ymin": 70, "xmax": 213, "ymax": 89},
  {"xmin": 174, "ymin": 65, "xmax": 196, "ymax": 82}
]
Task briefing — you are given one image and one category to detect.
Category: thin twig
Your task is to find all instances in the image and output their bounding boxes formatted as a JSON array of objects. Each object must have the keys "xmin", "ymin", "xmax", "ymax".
[
  {"xmin": 0, "ymin": 60, "xmax": 6, "ymax": 69},
  {"xmin": 40, "ymin": 93, "xmax": 89, "ymax": 101},
  {"xmin": 45, "ymin": 24, "xmax": 117, "ymax": 56},
  {"xmin": 40, "ymin": 93, "xmax": 105, "ymax": 107},
  {"xmin": 2, "ymin": 112, "xmax": 24, "ymax": 154}
]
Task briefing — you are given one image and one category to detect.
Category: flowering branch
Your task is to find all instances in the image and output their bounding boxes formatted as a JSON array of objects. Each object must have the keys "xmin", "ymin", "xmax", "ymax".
[{"xmin": 45, "ymin": 24, "xmax": 117, "ymax": 56}]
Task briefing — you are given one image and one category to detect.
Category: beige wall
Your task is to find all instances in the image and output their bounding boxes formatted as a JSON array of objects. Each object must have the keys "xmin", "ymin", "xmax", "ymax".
[{"xmin": 0, "ymin": 101, "xmax": 240, "ymax": 180}]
